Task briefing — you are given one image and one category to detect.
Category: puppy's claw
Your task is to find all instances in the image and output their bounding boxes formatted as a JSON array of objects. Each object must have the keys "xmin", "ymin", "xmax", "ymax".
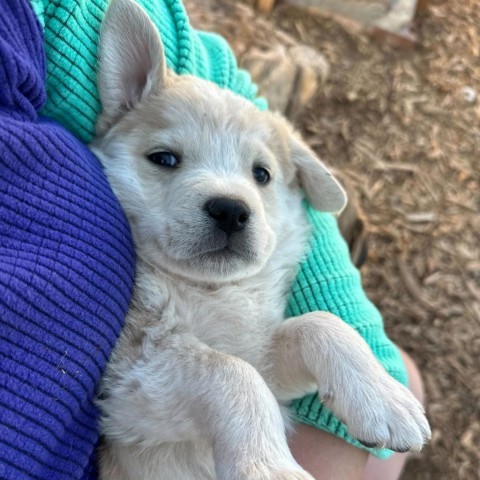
[
  {"xmin": 357, "ymin": 440, "xmax": 379, "ymax": 449},
  {"xmin": 390, "ymin": 445, "xmax": 412, "ymax": 454}
]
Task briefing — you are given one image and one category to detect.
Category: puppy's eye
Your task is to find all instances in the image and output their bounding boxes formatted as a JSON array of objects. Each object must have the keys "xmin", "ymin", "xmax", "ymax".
[
  {"xmin": 147, "ymin": 151, "xmax": 180, "ymax": 168},
  {"xmin": 252, "ymin": 166, "xmax": 271, "ymax": 185}
]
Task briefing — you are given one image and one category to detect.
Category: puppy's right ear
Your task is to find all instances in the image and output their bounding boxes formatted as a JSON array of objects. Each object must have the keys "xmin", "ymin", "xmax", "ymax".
[{"xmin": 96, "ymin": 0, "xmax": 167, "ymax": 133}]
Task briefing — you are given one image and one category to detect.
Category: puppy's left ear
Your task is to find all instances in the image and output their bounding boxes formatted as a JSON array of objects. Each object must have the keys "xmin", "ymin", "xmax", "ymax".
[
  {"xmin": 96, "ymin": 0, "xmax": 167, "ymax": 133},
  {"xmin": 291, "ymin": 134, "xmax": 347, "ymax": 213}
]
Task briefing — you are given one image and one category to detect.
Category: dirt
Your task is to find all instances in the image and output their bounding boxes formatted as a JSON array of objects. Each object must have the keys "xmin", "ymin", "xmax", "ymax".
[{"xmin": 185, "ymin": 1, "xmax": 480, "ymax": 478}]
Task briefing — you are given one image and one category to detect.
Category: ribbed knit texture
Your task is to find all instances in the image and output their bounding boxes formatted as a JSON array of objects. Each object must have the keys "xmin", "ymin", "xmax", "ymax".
[
  {"xmin": 0, "ymin": 1, "xmax": 406, "ymax": 478},
  {"xmin": 0, "ymin": 1, "xmax": 134, "ymax": 479},
  {"xmin": 30, "ymin": 0, "xmax": 267, "ymax": 144}
]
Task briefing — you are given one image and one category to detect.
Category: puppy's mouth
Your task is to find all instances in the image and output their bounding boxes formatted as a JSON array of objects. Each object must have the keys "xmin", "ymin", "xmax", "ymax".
[
  {"xmin": 146, "ymin": 219, "xmax": 273, "ymax": 282},
  {"xmin": 151, "ymin": 232, "xmax": 261, "ymax": 283},
  {"xmin": 188, "ymin": 235, "xmax": 257, "ymax": 262}
]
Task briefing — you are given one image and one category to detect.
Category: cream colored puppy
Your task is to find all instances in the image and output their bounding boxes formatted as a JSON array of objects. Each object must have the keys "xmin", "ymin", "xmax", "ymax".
[{"xmin": 91, "ymin": 1, "xmax": 430, "ymax": 479}]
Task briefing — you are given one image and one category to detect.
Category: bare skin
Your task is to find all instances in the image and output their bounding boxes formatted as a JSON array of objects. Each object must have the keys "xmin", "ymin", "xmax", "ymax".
[{"xmin": 289, "ymin": 349, "xmax": 425, "ymax": 480}]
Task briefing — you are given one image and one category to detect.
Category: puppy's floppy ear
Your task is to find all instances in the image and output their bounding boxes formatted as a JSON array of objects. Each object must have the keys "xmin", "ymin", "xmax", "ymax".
[
  {"xmin": 96, "ymin": 0, "xmax": 166, "ymax": 133},
  {"xmin": 290, "ymin": 133, "xmax": 347, "ymax": 213}
]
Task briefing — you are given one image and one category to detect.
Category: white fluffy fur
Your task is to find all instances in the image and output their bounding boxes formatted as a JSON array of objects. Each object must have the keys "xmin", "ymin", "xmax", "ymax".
[{"xmin": 91, "ymin": 1, "xmax": 431, "ymax": 479}]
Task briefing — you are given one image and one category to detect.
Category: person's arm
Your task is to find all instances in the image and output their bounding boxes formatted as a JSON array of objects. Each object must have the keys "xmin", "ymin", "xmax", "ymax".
[{"xmin": 1, "ymin": 2, "xmax": 135, "ymax": 478}]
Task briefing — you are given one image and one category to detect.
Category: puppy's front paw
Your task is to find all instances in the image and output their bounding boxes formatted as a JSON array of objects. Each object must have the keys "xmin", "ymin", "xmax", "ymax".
[{"xmin": 345, "ymin": 376, "xmax": 431, "ymax": 453}]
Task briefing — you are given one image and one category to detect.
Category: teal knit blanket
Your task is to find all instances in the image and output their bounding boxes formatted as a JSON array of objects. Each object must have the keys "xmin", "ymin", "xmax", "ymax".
[{"xmin": 31, "ymin": 0, "xmax": 406, "ymax": 459}]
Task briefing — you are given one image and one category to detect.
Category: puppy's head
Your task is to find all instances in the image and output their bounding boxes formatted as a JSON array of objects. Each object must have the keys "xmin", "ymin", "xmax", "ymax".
[{"xmin": 93, "ymin": 0, "xmax": 346, "ymax": 283}]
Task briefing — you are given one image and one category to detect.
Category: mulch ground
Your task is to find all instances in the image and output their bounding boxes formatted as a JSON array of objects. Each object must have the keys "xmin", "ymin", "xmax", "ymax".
[{"xmin": 186, "ymin": 1, "xmax": 479, "ymax": 478}]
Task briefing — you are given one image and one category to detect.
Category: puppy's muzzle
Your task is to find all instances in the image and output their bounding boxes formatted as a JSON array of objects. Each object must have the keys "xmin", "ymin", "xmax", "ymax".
[{"xmin": 205, "ymin": 197, "xmax": 251, "ymax": 234}]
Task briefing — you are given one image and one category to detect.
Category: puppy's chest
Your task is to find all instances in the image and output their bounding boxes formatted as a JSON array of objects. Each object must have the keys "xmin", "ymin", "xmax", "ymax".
[
  {"xmin": 133, "ymin": 268, "xmax": 288, "ymax": 370},
  {"xmin": 168, "ymin": 280, "xmax": 285, "ymax": 361}
]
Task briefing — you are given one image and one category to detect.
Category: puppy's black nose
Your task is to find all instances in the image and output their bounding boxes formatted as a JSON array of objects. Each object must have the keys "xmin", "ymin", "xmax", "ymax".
[{"xmin": 205, "ymin": 197, "xmax": 251, "ymax": 234}]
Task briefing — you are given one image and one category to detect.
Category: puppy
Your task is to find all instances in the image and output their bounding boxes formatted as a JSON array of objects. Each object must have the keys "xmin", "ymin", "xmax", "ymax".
[{"xmin": 91, "ymin": 1, "xmax": 430, "ymax": 478}]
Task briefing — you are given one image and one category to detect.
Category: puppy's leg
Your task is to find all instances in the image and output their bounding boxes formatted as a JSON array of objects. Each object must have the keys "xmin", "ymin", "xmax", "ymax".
[
  {"xmin": 100, "ymin": 332, "xmax": 313, "ymax": 480},
  {"xmin": 269, "ymin": 312, "xmax": 431, "ymax": 452}
]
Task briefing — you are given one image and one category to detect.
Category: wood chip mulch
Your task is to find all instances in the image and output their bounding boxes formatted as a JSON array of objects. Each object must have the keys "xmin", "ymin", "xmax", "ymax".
[{"xmin": 186, "ymin": 1, "xmax": 479, "ymax": 478}]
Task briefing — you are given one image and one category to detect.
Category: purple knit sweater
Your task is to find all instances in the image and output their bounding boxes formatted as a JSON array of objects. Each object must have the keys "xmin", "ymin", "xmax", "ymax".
[{"xmin": 0, "ymin": 1, "xmax": 135, "ymax": 478}]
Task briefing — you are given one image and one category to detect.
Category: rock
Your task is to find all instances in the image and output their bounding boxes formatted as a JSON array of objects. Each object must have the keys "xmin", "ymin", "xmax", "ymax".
[{"xmin": 242, "ymin": 44, "xmax": 329, "ymax": 120}]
